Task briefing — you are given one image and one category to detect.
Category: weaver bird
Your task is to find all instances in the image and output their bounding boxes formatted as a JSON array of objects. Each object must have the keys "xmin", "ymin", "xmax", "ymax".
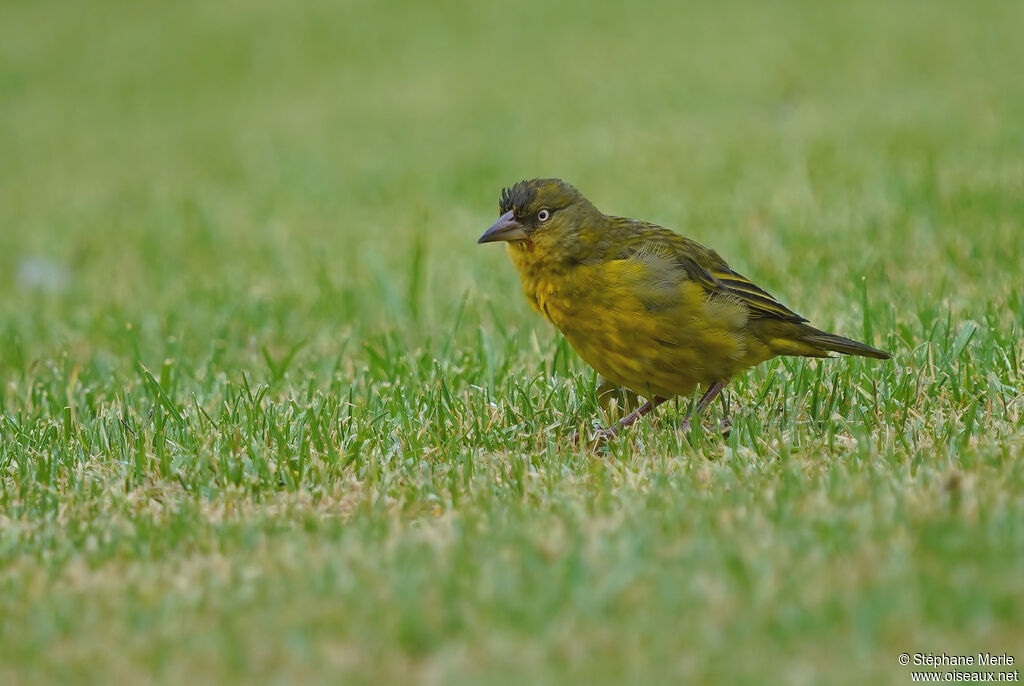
[{"xmin": 478, "ymin": 178, "xmax": 890, "ymax": 441}]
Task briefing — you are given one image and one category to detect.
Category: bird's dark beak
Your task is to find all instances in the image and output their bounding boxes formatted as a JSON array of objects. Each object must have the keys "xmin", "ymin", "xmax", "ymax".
[{"xmin": 477, "ymin": 210, "xmax": 528, "ymax": 244}]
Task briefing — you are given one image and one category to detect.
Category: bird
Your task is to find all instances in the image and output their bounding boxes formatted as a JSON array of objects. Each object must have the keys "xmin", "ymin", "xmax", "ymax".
[{"xmin": 477, "ymin": 178, "xmax": 890, "ymax": 441}]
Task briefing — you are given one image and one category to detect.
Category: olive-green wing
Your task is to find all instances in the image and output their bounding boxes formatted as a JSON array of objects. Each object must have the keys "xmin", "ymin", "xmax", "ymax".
[
  {"xmin": 609, "ymin": 218, "xmax": 807, "ymax": 323},
  {"xmin": 705, "ymin": 265, "xmax": 806, "ymax": 322}
]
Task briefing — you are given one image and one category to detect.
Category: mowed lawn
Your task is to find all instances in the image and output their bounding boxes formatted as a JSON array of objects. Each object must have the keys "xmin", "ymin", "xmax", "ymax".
[{"xmin": 2, "ymin": 1, "xmax": 1023, "ymax": 684}]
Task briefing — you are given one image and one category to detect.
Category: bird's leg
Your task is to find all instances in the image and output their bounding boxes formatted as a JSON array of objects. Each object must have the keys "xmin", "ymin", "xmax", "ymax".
[
  {"xmin": 679, "ymin": 380, "xmax": 728, "ymax": 433},
  {"xmin": 717, "ymin": 387, "xmax": 732, "ymax": 436},
  {"xmin": 591, "ymin": 396, "xmax": 668, "ymax": 442}
]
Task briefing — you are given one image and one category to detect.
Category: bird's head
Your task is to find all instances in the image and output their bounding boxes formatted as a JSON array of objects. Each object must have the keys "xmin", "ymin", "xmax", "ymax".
[{"xmin": 477, "ymin": 179, "xmax": 599, "ymax": 255}]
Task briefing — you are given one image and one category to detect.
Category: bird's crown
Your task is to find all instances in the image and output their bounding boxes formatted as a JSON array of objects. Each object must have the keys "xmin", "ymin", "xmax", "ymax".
[{"xmin": 499, "ymin": 178, "xmax": 582, "ymax": 217}]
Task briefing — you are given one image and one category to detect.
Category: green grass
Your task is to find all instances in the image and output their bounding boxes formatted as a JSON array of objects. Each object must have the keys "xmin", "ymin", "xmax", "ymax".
[{"xmin": 2, "ymin": 0, "xmax": 1023, "ymax": 684}]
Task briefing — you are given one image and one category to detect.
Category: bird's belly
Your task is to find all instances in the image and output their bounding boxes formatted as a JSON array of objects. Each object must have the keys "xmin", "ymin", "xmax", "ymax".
[
  {"xmin": 562, "ymin": 316, "xmax": 705, "ymax": 399},
  {"xmin": 541, "ymin": 283, "xmax": 753, "ymax": 400}
]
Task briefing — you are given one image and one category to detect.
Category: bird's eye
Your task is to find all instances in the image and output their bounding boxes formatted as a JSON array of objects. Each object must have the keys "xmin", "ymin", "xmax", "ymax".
[{"xmin": 537, "ymin": 209, "xmax": 551, "ymax": 222}]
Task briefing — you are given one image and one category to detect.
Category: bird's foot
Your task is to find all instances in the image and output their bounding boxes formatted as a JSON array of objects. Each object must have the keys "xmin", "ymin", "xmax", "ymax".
[
  {"xmin": 677, "ymin": 415, "xmax": 731, "ymax": 438},
  {"xmin": 590, "ymin": 426, "xmax": 619, "ymax": 443},
  {"xmin": 571, "ymin": 426, "xmax": 619, "ymax": 447},
  {"xmin": 571, "ymin": 398, "xmax": 666, "ymax": 448}
]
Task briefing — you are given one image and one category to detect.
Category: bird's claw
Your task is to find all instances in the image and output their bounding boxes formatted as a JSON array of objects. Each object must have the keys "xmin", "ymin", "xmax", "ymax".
[
  {"xmin": 677, "ymin": 415, "xmax": 731, "ymax": 439},
  {"xmin": 570, "ymin": 426, "xmax": 619, "ymax": 447}
]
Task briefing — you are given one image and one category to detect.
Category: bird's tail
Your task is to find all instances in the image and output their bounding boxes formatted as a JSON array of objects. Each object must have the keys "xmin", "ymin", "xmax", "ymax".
[{"xmin": 800, "ymin": 327, "xmax": 890, "ymax": 360}]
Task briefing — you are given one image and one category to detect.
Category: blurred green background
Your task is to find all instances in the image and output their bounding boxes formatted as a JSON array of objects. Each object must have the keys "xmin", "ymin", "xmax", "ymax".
[
  {"xmin": 4, "ymin": 0, "xmax": 1021, "ymax": 357},
  {"xmin": 1, "ymin": 1, "xmax": 1023, "ymax": 684}
]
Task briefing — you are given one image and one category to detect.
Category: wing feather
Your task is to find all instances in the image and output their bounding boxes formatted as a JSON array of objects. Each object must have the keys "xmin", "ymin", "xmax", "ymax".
[
  {"xmin": 709, "ymin": 269, "xmax": 807, "ymax": 322},
  {"xmin": 605, "ymin": 217, "xmax": 806, "ymax": 323}
]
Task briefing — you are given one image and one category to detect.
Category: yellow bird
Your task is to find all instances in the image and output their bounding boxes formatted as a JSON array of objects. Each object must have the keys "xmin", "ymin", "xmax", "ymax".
[{"xmin": 478, "ymin": 178, "xmax": 890, "ymax": 440}]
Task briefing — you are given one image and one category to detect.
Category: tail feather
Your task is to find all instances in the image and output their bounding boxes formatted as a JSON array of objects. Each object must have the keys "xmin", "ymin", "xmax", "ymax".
[{"xmin": 801, "ymin": 328, "xmax": 890, "ymax": 360}]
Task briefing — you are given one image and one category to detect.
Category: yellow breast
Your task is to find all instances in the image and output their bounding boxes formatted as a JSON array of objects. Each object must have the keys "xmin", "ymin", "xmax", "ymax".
[{"xmin": 508, "ymin": 243, "xmax": 768, "ymax": 399}]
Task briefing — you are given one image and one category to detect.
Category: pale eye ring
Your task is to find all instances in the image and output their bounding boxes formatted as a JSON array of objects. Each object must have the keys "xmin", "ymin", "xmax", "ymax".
[{"xmin": 537, "ymin": 209, "xmax": 551, "ymax": 222}]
